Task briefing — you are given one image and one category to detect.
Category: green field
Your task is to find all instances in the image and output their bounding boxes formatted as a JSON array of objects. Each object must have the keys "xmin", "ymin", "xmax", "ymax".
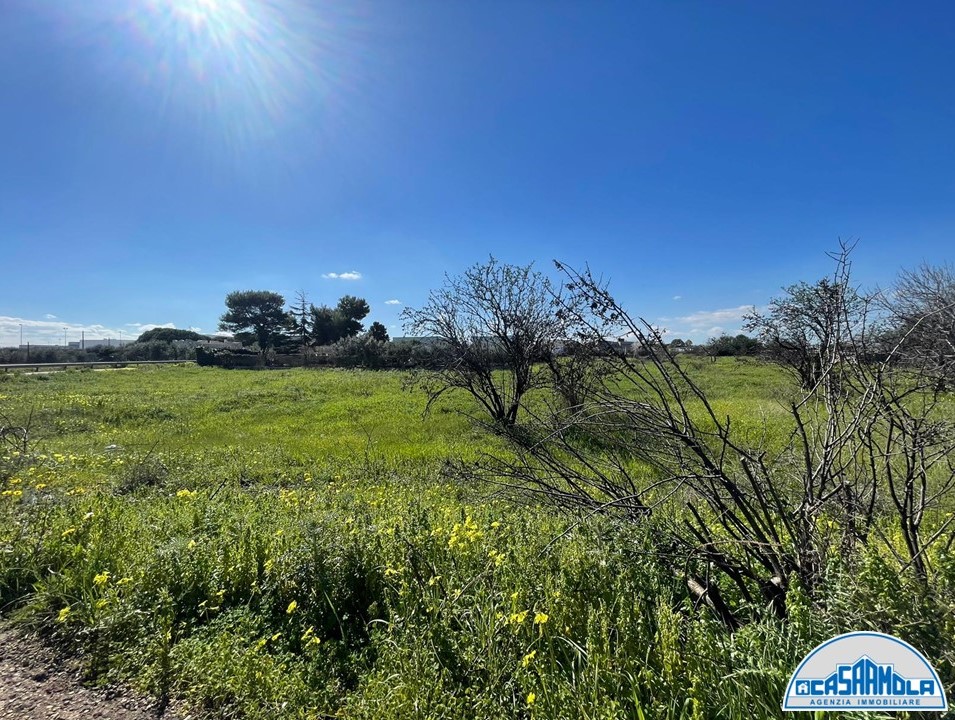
[{"xmin": 0, "ymin": 363, "xmax": 951, "ymax": 719}]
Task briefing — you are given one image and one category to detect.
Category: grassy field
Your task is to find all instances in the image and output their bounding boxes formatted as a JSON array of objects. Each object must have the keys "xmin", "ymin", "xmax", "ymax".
[{"xmin": 0, "ymin": 362, "xmax": 951, "ymax": 719}]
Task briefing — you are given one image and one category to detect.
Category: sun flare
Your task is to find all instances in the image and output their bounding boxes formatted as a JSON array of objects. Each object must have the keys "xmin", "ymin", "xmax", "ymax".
[{"xmin": 41, "ymin": 0, "xmax": 356, "ymax": 155}]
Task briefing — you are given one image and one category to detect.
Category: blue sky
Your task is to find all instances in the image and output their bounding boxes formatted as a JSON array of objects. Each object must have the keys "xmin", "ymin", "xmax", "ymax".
[{"xmin": 2, "ymin": 0, "xmax": 954, "ymax": 347}]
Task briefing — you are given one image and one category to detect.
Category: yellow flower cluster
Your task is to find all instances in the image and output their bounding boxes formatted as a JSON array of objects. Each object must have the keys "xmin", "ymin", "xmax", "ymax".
[
  {"xmin": 447, "ymin": 515, "xmax": 481, "ymax": 549},
  {"xmin": 301, "ymin": 626, "xmax": 321, "ymax": 647}
]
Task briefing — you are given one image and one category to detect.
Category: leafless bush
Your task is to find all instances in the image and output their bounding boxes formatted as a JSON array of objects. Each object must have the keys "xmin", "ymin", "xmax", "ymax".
[{"xmin": 461, "ymin": 246, "xmax": 955, "ymax": 629}]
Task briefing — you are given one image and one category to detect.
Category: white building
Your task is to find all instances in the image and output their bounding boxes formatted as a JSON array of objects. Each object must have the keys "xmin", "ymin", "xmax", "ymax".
[{"xmin": 67, "ymin": 338, "xmax": 133, "ymax": 349}]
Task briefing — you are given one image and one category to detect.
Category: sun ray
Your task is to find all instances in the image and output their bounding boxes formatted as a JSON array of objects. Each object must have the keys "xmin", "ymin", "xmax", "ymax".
[{"xmin": 34, "ymin": 0, "xmax": 363, "ymax": 161}]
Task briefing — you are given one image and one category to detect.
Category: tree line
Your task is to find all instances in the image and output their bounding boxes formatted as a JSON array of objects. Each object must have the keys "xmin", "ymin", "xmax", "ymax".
[{"xmin": 217, "ymin": 290, "xmax": 389, "ymax": 353}]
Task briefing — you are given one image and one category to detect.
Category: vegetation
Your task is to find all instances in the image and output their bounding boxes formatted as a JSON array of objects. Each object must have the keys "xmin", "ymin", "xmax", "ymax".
[
  {"xmin": 0, "ymin": 359, "xmax": 952, "ymax": 719},
  {"xmin": 136, "ymin": 328, "xmax": 208, "ymax": 343},
  {"xmin": 219, "ymin": 291, "xmax": 290, "ymax": 352},
  {"xmin": 884, "ymin": 262, "xmax": 955, "ymax": 389},
  {"xmin": 467, "ymin": 250, "xmax": 955, "ymax": 637},
  {"xmin": 401, "ymin": 258, "xmax": 574, "ymax": 426},
  {"xmin": 217, "ymin": 290, "xmax": 376, "ymax": 357},
  {"xmin": 2, "ymin": 251, "xmax": 954, "ymax": 719}
]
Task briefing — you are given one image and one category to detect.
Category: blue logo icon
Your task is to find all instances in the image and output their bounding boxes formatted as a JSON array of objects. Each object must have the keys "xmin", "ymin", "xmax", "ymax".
[{"xmin": 783, "ymin": 632, "xmax": 948, "ymax": 711}]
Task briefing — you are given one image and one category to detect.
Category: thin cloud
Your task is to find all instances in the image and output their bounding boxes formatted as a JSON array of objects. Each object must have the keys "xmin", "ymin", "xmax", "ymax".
[
  {"xmin": 0, "ymin": 315, "xmax": 131, "ymax": 347},
  {"xmin": 44, "ymin": 313, "xmax": 57, "ymax": 319},
  {"xmin": 322, "ymin": 271, "xmax": 362, "ymax": 280},
  {"xmin": 667, "ymin": 306, "xmax": 753, "ymax": 327},
  {"xmin": 656, "ymin": 305, "xmax": 754, "ymax": 341},
  {"xmin": 384, "ymin": 299, "xmax": 402, "ymax": 305},
  {"xmin": 672, "ymin": 295, "xmax": 682, "ymax": 301},
  {"xmin": 126, "ymin": 322, "xmax": 177, "ymax": 334}
]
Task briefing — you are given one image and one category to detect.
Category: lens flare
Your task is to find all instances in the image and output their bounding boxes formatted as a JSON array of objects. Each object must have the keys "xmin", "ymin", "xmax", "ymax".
[
  {"xmin": 129, "ymin": 0, "xmax": 333, "ymax": 147},
  {"xmin": 33, "ymin": 0, "xmax": 361, "ymax": 159}
]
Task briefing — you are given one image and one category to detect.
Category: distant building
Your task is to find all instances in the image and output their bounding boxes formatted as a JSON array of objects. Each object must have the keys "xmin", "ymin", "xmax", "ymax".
[
  {"xmin": 196, "ymin": 339, "xmax": 243, "ymax": 350},
  {"xmin": 68, "ymin": 338, "xmax": 133, "ymax": 349}
]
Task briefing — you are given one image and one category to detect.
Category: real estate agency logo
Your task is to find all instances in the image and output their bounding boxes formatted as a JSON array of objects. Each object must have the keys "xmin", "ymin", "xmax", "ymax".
[{"xmin": 783, "ymin": 632, "xmax": 948, "ymax": 712}]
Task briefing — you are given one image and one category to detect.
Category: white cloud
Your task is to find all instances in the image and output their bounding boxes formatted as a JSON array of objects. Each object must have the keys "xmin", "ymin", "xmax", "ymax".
[
  {"xmin": 0, "ymin": 316, "xmax": 129, "ymax": 347},
  {"xmin": 661, "ymin": 306, "xmax": 752, "ymax": 327},
  {"xmin": 123, "ymin": 322, "xmax": 181, "ymax": 338},
  {"xmin": 322, "ymin": 271, "xmax": 362, "ymax": 280},
  {"xmin": 0, "ymin": 317, "xmax": 189, "ymax": 347},
  {"xmin": 384, "ymin": 299, "xmax": 402, "ymax": 305},
  {"xmin": 672, "ymin": 295, "xmax": 682, "ymax": 301},
  {"xmin": 656, "ymin": 305, "xmax": 754, "ymax": 341},
  {"xmin": 126, "ymin": 322, "xmax": 176, "ymax": 332},
  {"xmin": 44, "ymin": 313, "xmax": 57, "ymax": 319}
]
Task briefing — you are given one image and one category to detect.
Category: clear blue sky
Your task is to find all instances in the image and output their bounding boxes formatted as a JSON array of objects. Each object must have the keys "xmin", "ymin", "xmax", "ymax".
[{"xmin": 2, "ymin": 0, "xmax": 954, "ymax": 346}]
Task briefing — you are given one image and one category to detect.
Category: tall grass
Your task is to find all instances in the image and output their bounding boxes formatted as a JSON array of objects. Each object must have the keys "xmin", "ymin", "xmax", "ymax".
[{"xmin": 0, "ymin": 363, "xmax": 950, "ymax": 719}]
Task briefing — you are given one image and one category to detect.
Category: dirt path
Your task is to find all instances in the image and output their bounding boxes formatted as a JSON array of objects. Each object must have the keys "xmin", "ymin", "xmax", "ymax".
[{"xmin": 0, "ymin": 626, "xmax": 187, "ymax": 720}]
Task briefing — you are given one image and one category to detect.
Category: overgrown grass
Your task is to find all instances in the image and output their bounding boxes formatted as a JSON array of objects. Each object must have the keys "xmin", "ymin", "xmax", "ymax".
[{"xmin": 0, "ymin": 363, "xmax": 951, "ymax": 719}]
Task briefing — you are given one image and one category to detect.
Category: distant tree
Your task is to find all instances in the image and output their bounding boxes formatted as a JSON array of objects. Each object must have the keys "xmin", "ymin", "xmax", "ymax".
[
  {"xmin": 307, "ymin": 305, "xmax": 336, "ymax": 345},
  {"xmin": 883, "ymin": 262, "xmax": 955, "ymax": 388},
  {"xmin": 307, "ymin": 296, "xmax": 371, "ymax": 346},
  {"xmin": 402, "ymin": 257, "xmax": 573, "ymax": 426},
  {"xmin": 335, "ymin": 295, "xmax": 371, "ymax": 338},
  {"xmin": 704, "ymin": 333, "xmax": 762, "ymax": 358},
  {"xmin": 135, "ymin": 328, "xmax": 206, "ymax": 343},
  {"xmin": 219, "ymin": 290, "xmax": 289, "ymax": 351},
  {"xmin": 289, "ymin": 290, "xmax": 311, "ymax": 353},
  {"xmin": 744, "ymin": 259, "xmax": 869, "ymax": 388},
  {"xmin": 367, "ymin": 321, "xmax": 389, "ymax": 343}
]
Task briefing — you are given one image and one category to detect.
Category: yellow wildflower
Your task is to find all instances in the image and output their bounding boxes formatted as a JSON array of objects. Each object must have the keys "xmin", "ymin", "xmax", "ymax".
[
  {"xmin": 534, "ymin": 612, "xmax": 549, "ymax": 626},
  {"xmin": 522, "ymin": 650, "xmax": 537, "ymax": 667},
  {"xmin": 57, "ymin": 607, "xmax": 71, "ymax": 622},
  {"xmin": 286, "ymin": 600, "xmax": 298, "ymax": 614},
  {"xmin": 93, "ymin": 571, "xmax": 110, "ymax": 586},
  {"xmin": 527, "ymin": 692, "xmax": 536, "ymax": 706}
]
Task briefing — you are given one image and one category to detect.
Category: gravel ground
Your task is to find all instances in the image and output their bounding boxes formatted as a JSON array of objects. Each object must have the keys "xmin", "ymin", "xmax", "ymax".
[{"xmin": 0, "ymin": 626, "xmax": 188, "ymax": 720}]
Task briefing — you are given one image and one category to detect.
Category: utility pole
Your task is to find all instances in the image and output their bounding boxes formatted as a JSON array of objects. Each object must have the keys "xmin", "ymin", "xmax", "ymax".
[{"xmin": 64, "ymin": 327, "xmax": 68, "ymax": 347}]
